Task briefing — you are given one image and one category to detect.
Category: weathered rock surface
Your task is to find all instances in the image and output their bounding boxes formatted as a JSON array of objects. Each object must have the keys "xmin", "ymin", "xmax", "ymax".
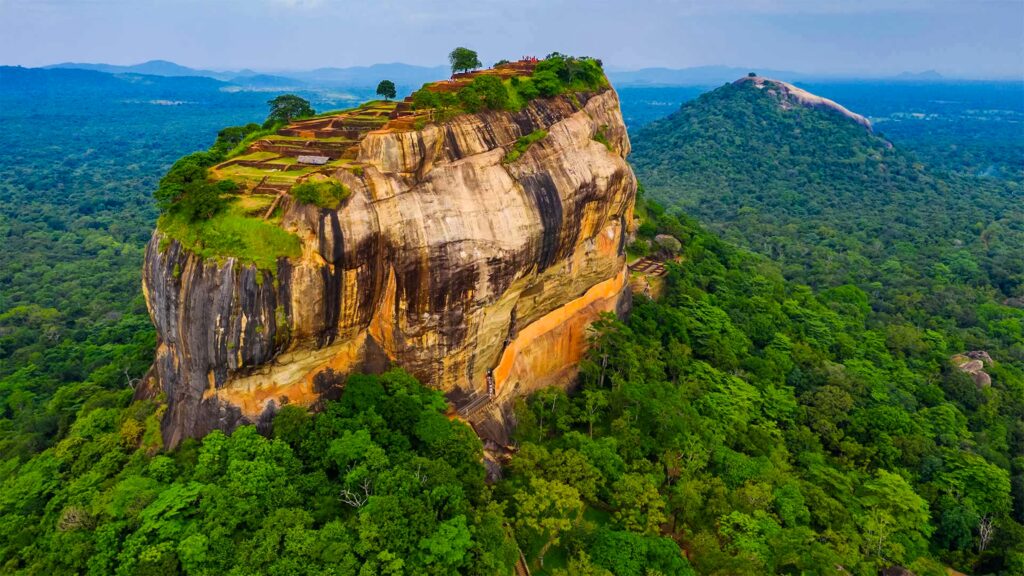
[
  {"xmin": 736, "ymin": 76, "xmax": 873, "ymax": 130},
  {"xmin": 951, "ymin": 350, "xmax": 994, "ymax": 388},
  {"xmin": 141, "ymin": 89, "xmax": 636, "ymax": 447}
]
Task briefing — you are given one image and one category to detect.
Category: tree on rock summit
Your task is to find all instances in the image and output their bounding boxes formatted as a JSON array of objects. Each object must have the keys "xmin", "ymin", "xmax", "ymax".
[
  {"xmin": 376, "ymin": 80, "xmax": 397, "ymax": 101},
  {"xmin": 266, "ymin": 94, "xmax": 314, "ymax": 125},
  {"xmin": 449, "ymin": 47, "xmax": 481, "ymax": 75}
]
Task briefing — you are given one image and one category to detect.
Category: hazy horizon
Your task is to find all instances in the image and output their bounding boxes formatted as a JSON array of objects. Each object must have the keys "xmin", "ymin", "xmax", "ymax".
[{"xmin": 2, "ymin": 0, "xmax": 1023, "ymax": 80}]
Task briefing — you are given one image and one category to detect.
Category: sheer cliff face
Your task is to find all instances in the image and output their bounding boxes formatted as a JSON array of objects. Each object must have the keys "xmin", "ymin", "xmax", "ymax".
[{"xmin": 143, "ymin": 89, "xmax": 636, "ymax": 447}]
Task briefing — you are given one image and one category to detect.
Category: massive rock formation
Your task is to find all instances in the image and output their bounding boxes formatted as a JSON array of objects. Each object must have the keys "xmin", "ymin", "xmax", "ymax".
[{"xmin": 142, "ymin": 89, "xmax": 636, "ymax": 447}]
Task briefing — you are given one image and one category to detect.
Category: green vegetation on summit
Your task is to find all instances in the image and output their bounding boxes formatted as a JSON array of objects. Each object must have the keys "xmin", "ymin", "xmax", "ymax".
[
  {"xmin": 290, "ymin": 178, "xmax": 351, "ymax": 209},
  {"xmin": 266, "ymin": 94, "xmax": 315, "ymax": 125},
  {"xmin": 449, "ymin": 47, "xmax": 482, "ymax": 75},
  {"xmin": 410, "ymin": 52, "xmax": 608, "ymax": 123},
  {"xmin": 375, "ymin": 80, "xmax": 396, "ymax": 101},
  {"xmin": 149, "ymin": 52, "xmax": 612, "ymax": 273}
]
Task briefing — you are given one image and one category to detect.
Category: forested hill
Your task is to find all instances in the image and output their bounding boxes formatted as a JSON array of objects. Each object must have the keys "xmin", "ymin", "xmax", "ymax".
[
  {"xmin": 627, "ymin": 77, "xmax": 1024, "ymax": 573},
  {"xmin": 630, "ymin": 76, "xmax": 1022, "ymax": 368},
  {"xmin": 630, "ymin": 76, "xmax": 1022, "ymax": 305}
]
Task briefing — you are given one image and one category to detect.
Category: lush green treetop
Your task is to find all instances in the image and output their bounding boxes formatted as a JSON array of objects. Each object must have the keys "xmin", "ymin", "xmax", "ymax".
[
  {"xmin": 375, "ymin": 80, "xmax": 396, "ymax": 101},
  {"xmin": 448, "ymin": 47, "xmax": 481, "ymax": 75},
  {"xmin": 266, "ymin": 94, "xmax": 314, "ymax": 124}
]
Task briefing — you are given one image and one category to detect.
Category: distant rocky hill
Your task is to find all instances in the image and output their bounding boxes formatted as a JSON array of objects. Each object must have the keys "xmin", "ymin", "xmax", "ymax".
[
  {"xmin": 732, "ymin": 75, "xmax": 872, "ymax": 129},
  {"xmin": 629, "ymin": 75, "xmax": 1022, "ymax": 302}
]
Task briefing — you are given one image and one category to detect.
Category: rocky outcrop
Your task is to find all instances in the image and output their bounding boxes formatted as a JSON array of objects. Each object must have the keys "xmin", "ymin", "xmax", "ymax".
[
  {"xmin": 141, "ymin": 89, "xmax": 636, "ymax": 447},
  {"xmin": 736, "ymin": 76, "xmax": 872, "ymax": 130},
  {"xmin": 951, "ymin": 351, "xmax": 993, "ymax": 388}
]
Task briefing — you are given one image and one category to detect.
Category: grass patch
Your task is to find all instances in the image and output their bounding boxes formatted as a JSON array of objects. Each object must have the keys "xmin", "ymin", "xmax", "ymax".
[
  {"xmin": 503, "ymin": 129, "xmax": 548, "ymax": 164},
  {"xmin": 311, "ymin": 105, "xmax": 358, "ymax": 118},
  {"xmin": 214, "ymin": 164, "xmax": 319, "ymax": 185},
  {"xmin": 157, "ymin": 198, "xmax": 301, "ymax": 272},
  {"xmin": 326, "ymin": 159, "xmax": 352, "ymax": 168},
  {"xmin": 503, "ymin": 77, "xmax": 539, "ymax": 111},
  {"xmin": 234, "ymin": 194, "xmax": 275, "ymax": 215},
  {"xmin": 592, "ymin": 124, "xmax": 613, "ymax": 151},
  {"xmin": 231, "ymin": 150, "xmax": 279, "ymax": 162},
  {"xmin": 266, "ymin": 157, "xmax": 299, "ymax": 166},
  {"xmin": 291, "ymin": 178, "xmax": 351, "ymax": 209},
  {"xmin": 359, "ymin": 100, "xmax": 396, "ymax": 109},
  {"xmin": 225, "ymin": 123, "xmax": 283, "ymax": 158},
  {"xmin": 523, "ymin": 532, "xmax": 569, "ymax": 575},
  {"xmin": 266, "ymin": 134, "xmax": 355, "ymax": 144}
]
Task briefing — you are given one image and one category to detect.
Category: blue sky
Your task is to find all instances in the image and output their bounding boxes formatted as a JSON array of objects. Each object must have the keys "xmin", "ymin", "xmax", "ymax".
[{"xmin": 2, "ymin": 0, "xmax": 1022, "ymax": 78}]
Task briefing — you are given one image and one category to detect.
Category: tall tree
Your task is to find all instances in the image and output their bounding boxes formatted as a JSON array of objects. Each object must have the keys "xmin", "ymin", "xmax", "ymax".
[
  {"xmin": 266, "ymin": 94, "xmax": 314, "ymax": 124},
  {"xmin": 857, "ymin": 470, "xmax": 933, "ymax": 567},
  {"xmin": 514, "ymin": 477, "xmax": 583, "ymax": 568},
  {"xmin": 449, "ymin": 47, "xmax": 481, "ymax": 75},
  {"xmin": 376, "ymin": 80, "xmax": 397, "ymax": 101}
]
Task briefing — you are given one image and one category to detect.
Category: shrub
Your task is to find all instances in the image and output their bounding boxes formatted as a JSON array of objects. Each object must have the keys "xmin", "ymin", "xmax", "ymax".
[
  {"xmin": 175, "ymin": 180, "xmax": 235, "ymax": 221},
  {"xmin": 532, "ymin": 54, "xmax": 607, "ymax": 97},
  {"xmin": 459, "ymin": 75, "xmax": 510, "ymax": 112},
  {"xmin": 411, "ymin": 87, "xmax": 438, "ymax": 110},
  {"xmin": 411, "ymin": 88, "xmax": 459, "ymax": 123},
  {"xmin": 290, "ymin": 179, "xmax": 351, "ymax": 209},
  {"xmin": 515, "ymin": 78, "xmax": 540, "ymax": 101},
  {"xmin": 637, "ymin": 221, "xmax": 657, "ymax": 238},
  {"xmin": 211, "ymin": 123, "xmax": 261, "ymax": 156},
  {"xmin": 533, "ymin": 70, "xmax": 562, "ymax": 98},
  {"xmin": 593, "ymin": 125, "xmax": 613, "ymax": 151},
  {"xmin": 408, "ymin": 53, "xmax": 607, "ymax": 124},
  {"xmin": 503, "ymin": 129, "xmax": 548, "ymax": 164},
  {"xmin": 154, "ymin": 151, "xmax": 234, "ymax": 219}
]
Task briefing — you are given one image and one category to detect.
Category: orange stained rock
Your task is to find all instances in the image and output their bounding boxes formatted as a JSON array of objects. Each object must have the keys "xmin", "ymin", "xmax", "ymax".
[
  {"xmin": 204, "ymin": 333, "xmax": 368, "ymax": 418},
  {"xmin": 492, "ymin": 265, "xmax": 627, "ymax": 395},
  {"xmin": 367, "ymin": 266, "xmax": 399, "ymax": 355}
]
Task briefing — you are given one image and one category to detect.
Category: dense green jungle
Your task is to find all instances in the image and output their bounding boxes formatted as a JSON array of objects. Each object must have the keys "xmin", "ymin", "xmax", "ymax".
[{"xmin": 0, "ymin": 66, "xmax": 1021, "ymax": 575}]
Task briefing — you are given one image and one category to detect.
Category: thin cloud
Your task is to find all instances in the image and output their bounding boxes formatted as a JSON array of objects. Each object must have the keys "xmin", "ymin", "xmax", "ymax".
[{"xmin": 266, "ymin": 0, "xmax": 325, "ymax": 8}]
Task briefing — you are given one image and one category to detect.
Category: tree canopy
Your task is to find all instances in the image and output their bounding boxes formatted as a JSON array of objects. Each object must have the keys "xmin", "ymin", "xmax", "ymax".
[
  {"xmin": 501, "ymin": 196, "xmax": 1023, "ymax": 574},
  {"xmin": 448, "ymin": 47, "xmax": 481, "ymax": 75},
  {"xmin": 0, "ymin": 370, "xmax": 519, "ymax": 575},
  {"xmin": 266, "ymin": 94, "xmax": 314, "ymax": 124},
  {"xmin": 375, "ymin": 80, "xmax": 396, "ymax": 101}
]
